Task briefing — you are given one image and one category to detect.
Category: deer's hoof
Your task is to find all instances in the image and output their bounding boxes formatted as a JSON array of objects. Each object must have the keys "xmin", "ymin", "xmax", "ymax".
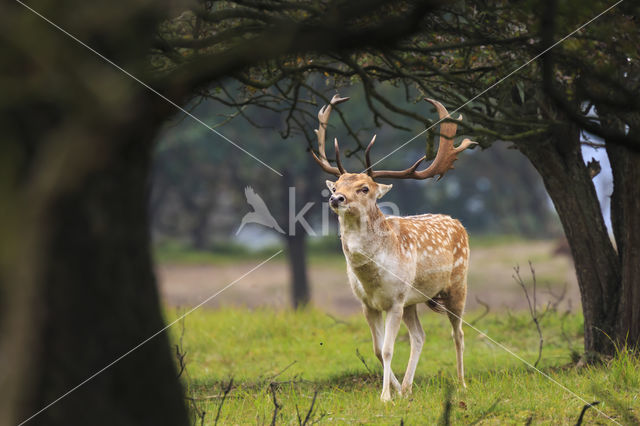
[
  {"xmin": 380, "ymin": 391, "xmax": 392, "ymax": 402},
  {"xmin": 401, "ymin": 385, "xmax": 412, "ymax": 396}
]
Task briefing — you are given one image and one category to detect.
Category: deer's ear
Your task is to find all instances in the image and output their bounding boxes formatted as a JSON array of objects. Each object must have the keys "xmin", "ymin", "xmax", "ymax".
[
  {"xmin": 326, "ymin": 180, "xmax": 336, "ymax": 192},
  {"xmin": 376, "ymin": 184, "xmax": 392, "ymax": 199}
]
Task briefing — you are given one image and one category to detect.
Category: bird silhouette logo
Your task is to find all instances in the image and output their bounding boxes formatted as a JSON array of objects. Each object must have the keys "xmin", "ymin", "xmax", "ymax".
[{"xmin": 236, "ymin": 186, "xmax": 285, "ymax": 235}]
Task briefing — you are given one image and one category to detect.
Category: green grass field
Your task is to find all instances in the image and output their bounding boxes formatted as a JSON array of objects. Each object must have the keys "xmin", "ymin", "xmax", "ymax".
[{"xmin": 167, "ymin": 307, "xmax": 639, "ymax": 425}]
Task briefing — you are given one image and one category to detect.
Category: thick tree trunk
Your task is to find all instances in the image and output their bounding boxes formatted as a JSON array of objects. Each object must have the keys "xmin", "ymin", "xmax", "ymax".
[
  {"xmin": 19, "ymin": 139, "xmax": 189, "ymax": 425},
  {"xmin": 517, "ymin": 125, "xmax": 621, "ymax": 357},
  {"xmin": 2, "ymin": 13, "xmax": 190, "ymax": 424},
  {"xmin": 607, "ymin": 127, "xmax": 640, "ymax": 350}
]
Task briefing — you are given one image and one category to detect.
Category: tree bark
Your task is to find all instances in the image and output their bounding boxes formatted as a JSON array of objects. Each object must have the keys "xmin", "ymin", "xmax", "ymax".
[
  {"xmin": 607, "ymin": 125, "xmax": 640, "ymax": 350},
  {"xmin": 516, "ymin": 124, "xmax": 621, "ymax": 356},
  {"xmin": 16, "ymin": 137, "xmax": 189, "ymax": 425},
  {"xmin": 1, "ymin": 5, "xmax": 191, "ymax": 424}
]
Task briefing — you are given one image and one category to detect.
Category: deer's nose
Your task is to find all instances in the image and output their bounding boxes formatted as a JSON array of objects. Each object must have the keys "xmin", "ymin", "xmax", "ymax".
[{"xmin": 330, "ymin": 193, "xmax": 346, "ymax": 207}]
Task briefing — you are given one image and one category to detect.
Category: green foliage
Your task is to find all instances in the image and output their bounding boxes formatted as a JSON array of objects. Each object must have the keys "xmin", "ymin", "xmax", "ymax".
[{"xmin": 167, "ymin": 307, "xmax": 638, "ymax": 424}]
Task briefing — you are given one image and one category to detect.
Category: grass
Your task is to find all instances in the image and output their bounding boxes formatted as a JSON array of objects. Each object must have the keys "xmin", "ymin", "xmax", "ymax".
[
  {"xmin": 153, "ymin": 240, "xmax": 352, "ymax": 272},
  {"xmin": 167, "ymin": 307, "xmax": 639, "ymax": 425}
]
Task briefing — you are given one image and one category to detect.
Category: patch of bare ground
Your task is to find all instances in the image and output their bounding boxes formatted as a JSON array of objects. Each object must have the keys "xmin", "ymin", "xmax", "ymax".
[{"xmin": 157, "ymin": 240, "xmax": 580, "ymax": 316}]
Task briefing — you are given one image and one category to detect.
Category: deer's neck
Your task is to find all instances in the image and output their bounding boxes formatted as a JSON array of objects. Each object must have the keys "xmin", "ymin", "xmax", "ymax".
[{"xmin": 338, "ymin": 205, "xmax": 396, "ymax": 266}]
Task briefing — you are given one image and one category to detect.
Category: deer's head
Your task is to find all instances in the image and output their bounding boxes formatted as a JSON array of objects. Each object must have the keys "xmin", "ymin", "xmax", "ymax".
[
  {"xmin": 312, "ymin": 95, "xmax": 476, "ymax": 218},
  {"xmin": 326, "ymin": 173, "xmax": 392, "ymax": 216}
]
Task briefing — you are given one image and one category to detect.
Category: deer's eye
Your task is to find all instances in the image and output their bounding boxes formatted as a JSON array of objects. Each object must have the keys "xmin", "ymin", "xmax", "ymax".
[
  {"xmin": 360, "ymin": 187, "xmax": 369, "ymax": 194},
  {"xmin": 331, "ymin": 187, "xmax": 336, "ymax": 192}
]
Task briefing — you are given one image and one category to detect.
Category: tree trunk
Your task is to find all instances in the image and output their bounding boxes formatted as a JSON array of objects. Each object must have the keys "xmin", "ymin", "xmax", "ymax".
[
  {"xmin": 607, "ymin": 125, "xmax": 640, "ymax": 350},
  {"xmin": 281, "ymin": 169, "xmax": 311, "ymax": 308},
  {"xmin": 517, "ymin": 124, "xmax": 621, "ymax": 357},
  {"xmin": 286, "ymin": 233, "xmax": 311, "ymax": 308},
  {"xmin": 18, "ymin": 138, "xmax": 189, "ymax": 425},
  {"xmin": 1, "ymin": 2, "xmax": 190, "ymax": 421}
]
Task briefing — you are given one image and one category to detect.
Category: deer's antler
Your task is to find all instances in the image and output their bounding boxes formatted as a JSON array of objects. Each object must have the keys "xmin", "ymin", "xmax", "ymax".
[
  {"xmin": 311, "ymin": 94, "xmax": 350, "ymax": 176},
  {"xmin": 368, "ymin": 99, "xmax": 477, "ymax": 180}
]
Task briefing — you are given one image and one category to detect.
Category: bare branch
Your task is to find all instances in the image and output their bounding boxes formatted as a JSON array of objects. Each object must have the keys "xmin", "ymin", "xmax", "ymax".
[
  {"xmin": 301, "ymin": 390, "xmax": 319, "ymax": 426},
  {"xmin": 470, "ymin": 296, "xmax": 491, "ymax": 326},
  {"xmin": 269, "ymin": 382, "xmax": 282, "ymax": 426},
  {"xmin": 355, "ymin": 348, "xmax": 373, "ymax": 374},
  {"xmin": 575, "ymin": 401, "xmax": 601, "ymax": 425},
  {"xmin": 513, "ymin": 262, "xmax": 544, "ymax": 368},
  {"xmin": 214, "ymin": 378, "xmax": 234, "ymax": 425},
  {"xmin": 268, "ymin": 360, "xmax": 297, "ymax": 381}
]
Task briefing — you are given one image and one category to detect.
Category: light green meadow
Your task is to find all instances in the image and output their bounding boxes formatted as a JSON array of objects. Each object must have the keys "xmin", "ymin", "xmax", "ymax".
[{"xmin": 167, "ymin": 307, "xmax": 639, "ymax": 425}]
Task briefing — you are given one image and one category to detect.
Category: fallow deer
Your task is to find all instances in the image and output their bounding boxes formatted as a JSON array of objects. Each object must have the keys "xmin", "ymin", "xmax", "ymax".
[{"xmin": 311, "ymin": 95, "xmax": 476, "ymax": 401}]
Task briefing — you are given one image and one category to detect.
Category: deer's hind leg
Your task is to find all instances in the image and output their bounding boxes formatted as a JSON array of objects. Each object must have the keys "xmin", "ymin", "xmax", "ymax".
[
  {"xmin": 444, "ymin": 273, "xmax": 467, "ymax": 388},
  {"xmin": 401, "ymin": 304, "xmax": 425, "ymax": 395}
]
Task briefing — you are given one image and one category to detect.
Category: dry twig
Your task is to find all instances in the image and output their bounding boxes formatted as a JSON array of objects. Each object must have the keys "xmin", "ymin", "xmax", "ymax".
[
  {"xmin": 268, "ymin": 360, "xmax": 297, "ymax": 381},
  {"xmin": 214, "ymin": 378, "xmax": 234, "ymax": 425},
  {"xmin": 470, "ymin": 296, "xmax": 491, "ymax": 325},
  {"xmin": 575, "ymin": 401, "xmax": 600, "ymax": 425},
  {"xmin": 513, "ymin": 261, "xmax": 544, "ymax": 367},
  {"xmin": 355, "ymin": 348, "xmax": 373, "ymax": 374},
  {"xmin": 175, "ymin": 314, "xmax": 187, "ymax": 379},
  {"xmin": 269, "ymin": 382, "xmax": 282, "ymax": 426},
  {"xmin": 295, "ymin": 390, "xmax": 319, "ymax": 425}
]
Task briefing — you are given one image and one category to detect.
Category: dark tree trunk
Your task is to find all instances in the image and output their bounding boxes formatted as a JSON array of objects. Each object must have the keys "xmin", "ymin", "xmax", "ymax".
[
  {"xmin": 19, "ymin": 135, "xmax": 189, "ymax": 425},
  {"xmin": 1, "ymin": 2, "xmax": 190, "ymax": 420},
  {"xmin": 286, "ymin": 232, "xmax": 311, "ymax": 308},
  {"xmin": 281, "ymin": 169, "xmax": 311, "ymax": 308},
  {"xmin": 517, "ymin": 124, "xmax": 621, "ymax": 357},
  {"xmin": 607, "ymin": 125, "xmax": 640, "ymax": 350}
]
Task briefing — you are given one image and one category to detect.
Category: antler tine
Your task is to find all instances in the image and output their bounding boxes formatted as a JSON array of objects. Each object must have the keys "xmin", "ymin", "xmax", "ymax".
[
  {"xmin": 334, "ymin": 138, "xmax": 346, "ymax": 174},
  {"xmin": 364, "ymin": 134, "xmax": 376, "ymax": 176},
  {"xmin": 370, "ymin": 155, "xmax": 426, "ymax": 179},
  {"xmin": 311, "ymin": 94, "xmax": 350, "ymax": 176},
  {"xmin": 370, "ymin": 99, "xmax": 476, "ymax": 180}
]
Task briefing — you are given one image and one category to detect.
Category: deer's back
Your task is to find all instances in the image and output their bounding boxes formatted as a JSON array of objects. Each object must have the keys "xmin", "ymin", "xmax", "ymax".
[{"xmin": 386, "ymin": 214, "xmax": 469, "ymax": 298}]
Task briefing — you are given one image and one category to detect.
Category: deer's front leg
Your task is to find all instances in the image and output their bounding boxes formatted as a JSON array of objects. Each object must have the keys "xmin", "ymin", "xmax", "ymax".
[
  {"xmin": 380, "ymin": 304, "xmax": 403, "ymax": 402},
  {"xmin": 363, "ymin": 305, "xmax": 402, "ymax": 393}
]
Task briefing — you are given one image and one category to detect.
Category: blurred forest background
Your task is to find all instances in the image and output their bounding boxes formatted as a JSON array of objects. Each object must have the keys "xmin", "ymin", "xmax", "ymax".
[
  {"xmin": 150, "ymin": 81, "xmax": 610, "ymax": 312},
  {"xmin": 152, "ymin": 85, "xmax": 560, "ymax": 245}
]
